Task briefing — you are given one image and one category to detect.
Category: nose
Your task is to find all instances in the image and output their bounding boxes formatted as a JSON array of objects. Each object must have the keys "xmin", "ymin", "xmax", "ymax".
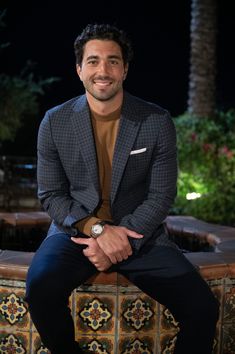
[{"xmin": 97, "ymin": 60, "xmax": 109, "ymax": 74}]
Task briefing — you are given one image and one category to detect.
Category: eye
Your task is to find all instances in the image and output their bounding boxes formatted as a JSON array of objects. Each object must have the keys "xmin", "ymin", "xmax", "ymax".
[
  {"xmin": 110, "ymin": 59, "xmax": 119, "ymax": 65},
  {"xmin": 87, "ymin": 59, "xmax": 98, "ymax": 65}
]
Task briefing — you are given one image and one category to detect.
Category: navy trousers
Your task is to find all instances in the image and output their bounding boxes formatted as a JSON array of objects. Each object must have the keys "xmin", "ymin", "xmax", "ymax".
[{"xmin": 26, "ymin": 233, "xmax": 219, "ymax": 354}]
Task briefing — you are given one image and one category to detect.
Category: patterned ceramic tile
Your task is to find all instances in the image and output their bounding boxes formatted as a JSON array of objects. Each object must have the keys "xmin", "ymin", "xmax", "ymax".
[
  {"xmin": 159, "ymin": 304, "xmax": 179, "ymax": 332},
  {"xmin": 0, "ymin": 287, "xmax": 30, "ymax": 331},
  {"xmin": 75, "ymin": 293, "xmax": 116, "ymax": 335},
  {"xmin": 0, "ymin": 279, "xmax": 26, "ymax": 289},
  {"xmin": 77, "ymin": 335, "xmax": 115, "ymax": 353},
  {"xmin": 32, "ymin": 320, "xmax": 39, "ymax": 333},
  {"xmin": 69, "ymin": 292, "xmax": 75, "ymax": 318},
  {"xmin": 32, "ymin": 333, "xmax": 51, "ymax": 354},
  {"xmin": 77, "ymin": 283, "xmax": 118, "ymax": 294},
  {"xmin": 119, "ymin": 335, "xmax": 155, "ymax": 354},
  {"xmin": 160, "ymin": 331, "xmax": 177, "ymax": 354},
  {"xmin": 207, "ymin": 278, "xmax": 223, "ymax": 296},
  {"xmin": 221, "ymin": 324, "xmax": 235, "ymax": 354},
  {"xmin": 199, "ymin": 264, "xmax": 228, "ymax": 281},
  {"xmin": 158, "ymin": 304, "xmax": 178, "ymax": 354},
  {"xmin": 212, "ymin": 325, "xmax": 221, "ymax": 354},
  {"xmin": 0, "ymin": 330, "xmax": 30, "ymax": 353},
  {"xmin": 224, "ymin": 281, "xmax": 235, "ymax": 323},
  {"xmin": 206, "ymin": 279, "xmax": 224, "ymax": 323},
  {"xmin": 206, "ymin": 280, "xmax": 224, "ymax": 354},
  {"xmin": 119, "ymin": 294, "xmax": 157, "ymax": 334},
  {"xmin": 118, "ymin": 284, "xmax": 141, "ymax": 295},
  {"xmin": 0, "ymin": 269, "xmax": 232, "ymax": 354}
]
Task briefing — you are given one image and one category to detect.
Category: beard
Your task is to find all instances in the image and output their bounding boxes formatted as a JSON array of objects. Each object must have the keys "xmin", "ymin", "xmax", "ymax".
[{"xmin": 83, "ymin": 77, "xmax": 123, "ymax": 102}]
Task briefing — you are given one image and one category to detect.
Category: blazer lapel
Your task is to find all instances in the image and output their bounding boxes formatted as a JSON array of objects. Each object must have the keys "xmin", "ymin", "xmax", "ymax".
[
  {"xmin": 111, "ymin": 97, "xmax": 141, "ymax": 204},
  {"xmin": 70, "ymin": 95, "xmax": 100, "ymax": 193}
]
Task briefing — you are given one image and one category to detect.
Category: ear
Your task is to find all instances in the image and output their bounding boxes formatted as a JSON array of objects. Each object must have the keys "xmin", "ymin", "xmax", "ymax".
[
  {"xmin": 123, "ymin": 63, "xmax": 129, "ymax": 80},
  {"xmin": 76, "ymin": 64, "xmax": 82, "ymax": 79}
]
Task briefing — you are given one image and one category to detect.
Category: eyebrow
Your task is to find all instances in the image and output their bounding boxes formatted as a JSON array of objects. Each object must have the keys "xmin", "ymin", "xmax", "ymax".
[{"xmin": 86, "ymin": 55, "xmax": 122, "ymax": 61}]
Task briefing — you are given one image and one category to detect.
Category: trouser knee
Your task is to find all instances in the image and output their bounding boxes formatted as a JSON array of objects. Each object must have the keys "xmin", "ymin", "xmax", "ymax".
[{"xmin": 26, "ymin": 267, "xmax": 59, "ymax": 306}]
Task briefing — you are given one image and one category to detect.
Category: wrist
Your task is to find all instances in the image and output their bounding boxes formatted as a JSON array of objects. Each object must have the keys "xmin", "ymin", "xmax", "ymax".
[{"xmin": 90, "ymin": 220, "xmax": 113, "ymax": 238}]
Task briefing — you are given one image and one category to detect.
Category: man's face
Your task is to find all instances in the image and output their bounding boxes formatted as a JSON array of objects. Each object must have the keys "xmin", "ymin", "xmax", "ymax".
[{"xmin": 76, "ymin": 39, "xmax": 128, "ymax": 102}]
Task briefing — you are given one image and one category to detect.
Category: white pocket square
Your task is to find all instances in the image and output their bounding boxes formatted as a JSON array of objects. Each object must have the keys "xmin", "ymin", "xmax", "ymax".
[{"xmin": 130, "ymin": 147, "xmax": 147, "ymax": 155}]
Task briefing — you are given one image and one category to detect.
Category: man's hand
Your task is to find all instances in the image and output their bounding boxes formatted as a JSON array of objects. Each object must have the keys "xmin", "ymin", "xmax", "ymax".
[
  {"xmin": 71, "ymin": 237, "xmax": 112, "ymax": 271},
  {"xmin": 96, "ymin": 225, "xmax": 143, "ymax": 264}
]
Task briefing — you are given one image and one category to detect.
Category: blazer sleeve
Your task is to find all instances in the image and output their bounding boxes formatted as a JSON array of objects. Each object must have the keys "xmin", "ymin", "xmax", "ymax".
[
  {"xmin": 37, "ymin": 112, "xmax": 89, "ymax": 234},
  {"xmin": 119, "ymin": 112, "xmax": 178, "ymax": 251}
]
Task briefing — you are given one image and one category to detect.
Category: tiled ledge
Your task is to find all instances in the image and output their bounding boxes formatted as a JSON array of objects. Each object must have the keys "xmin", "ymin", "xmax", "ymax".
[
  {"xmin": 0, "ymin": 249, "xmax": 34, "ymax": 280},
  {"xmin": 0, "ymin": 214, "xmax": 235, "ymax": 281},
  {"xmin": 0, "ymin": 256, "xmax": 235, "ymax": 353},
  {"xmin": 165, "ymin": 215, "xmax": 235, "ymax": 247},
  {"xmin": 0, "ymin": 215, "xmax": 235, "ymax": 353},
  {"xmin": 0, "ymin": 248, "xmax": 234, "ymax": 284},
  {"xmin": 0, "ymin": 211, "xmax": 51, "ymax": 228},
  {"xmin": 0, "ymin": 211, "xmax": 234, "ymax": 252}
]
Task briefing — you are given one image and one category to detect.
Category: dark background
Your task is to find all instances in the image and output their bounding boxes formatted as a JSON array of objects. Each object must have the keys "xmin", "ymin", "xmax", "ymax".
[{"xmin": 0, "ymin": 1, "xmax": 234, "ymax": 156}]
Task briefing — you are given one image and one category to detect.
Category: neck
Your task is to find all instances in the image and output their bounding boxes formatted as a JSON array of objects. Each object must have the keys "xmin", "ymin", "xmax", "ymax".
[{"xmin": 86, "ymin": 90, "xmax": 123, "ymax": 115}]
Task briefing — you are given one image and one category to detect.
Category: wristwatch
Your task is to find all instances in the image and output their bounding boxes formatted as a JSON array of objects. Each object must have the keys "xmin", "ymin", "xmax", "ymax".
[{"xmin": 90, "ymin": 220, "xmax": 107, "ymax": 238}]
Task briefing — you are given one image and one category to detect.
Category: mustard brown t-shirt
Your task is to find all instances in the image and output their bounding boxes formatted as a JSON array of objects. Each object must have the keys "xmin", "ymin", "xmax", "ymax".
[{"xmin": 75, "ymin": 106, "xmax": 121, "ymax": 236}]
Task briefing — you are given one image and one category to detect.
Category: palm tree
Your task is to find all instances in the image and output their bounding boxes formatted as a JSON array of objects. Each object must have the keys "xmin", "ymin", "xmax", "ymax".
[{"xmin": 188, "ymin": 0, "xmax": 217, "ymax": 118}]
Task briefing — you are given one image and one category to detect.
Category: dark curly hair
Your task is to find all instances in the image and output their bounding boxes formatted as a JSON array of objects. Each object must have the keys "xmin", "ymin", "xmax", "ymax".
[{"xmin": 74, "ymin": 24, "xmax": 133, "ymax": 66}]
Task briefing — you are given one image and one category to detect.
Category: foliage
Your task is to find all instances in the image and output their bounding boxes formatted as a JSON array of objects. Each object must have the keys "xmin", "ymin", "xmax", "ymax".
[
  {"xmin": 0, "ymin": 9, "xmax": 59, "ymax": 143},
  {"xmin": 0, "ymin": 63, "xmax": 58, "ymax": 142},
  {"xmin": 173, "ymin": 110, "xmax": 235, "ymax": 226}
]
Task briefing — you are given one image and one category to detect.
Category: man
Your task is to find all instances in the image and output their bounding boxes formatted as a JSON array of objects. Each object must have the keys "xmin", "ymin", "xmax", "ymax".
[{"xmin": 26, "ymin": 24, "xmax": 219, "ymax": 354}]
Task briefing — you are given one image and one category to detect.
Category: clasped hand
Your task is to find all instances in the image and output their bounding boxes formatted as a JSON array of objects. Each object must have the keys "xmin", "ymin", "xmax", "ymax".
[{"xmin": 71, "ymin": 225, "xmax": 143, "ymax": 271}]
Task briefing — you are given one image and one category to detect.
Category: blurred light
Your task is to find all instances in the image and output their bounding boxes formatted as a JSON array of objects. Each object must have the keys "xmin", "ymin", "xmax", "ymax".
[
  {"xmin": 186, "ymin": 192, "xmax": 202, "ymax": 200},
  {"xmin": 15, "ymin": 164, "xmax": 36, "ymax": 169}
]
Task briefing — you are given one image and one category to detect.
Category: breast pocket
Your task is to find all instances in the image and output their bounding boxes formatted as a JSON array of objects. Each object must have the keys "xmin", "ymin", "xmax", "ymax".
[
  {"xmin": 126, "ymin": 147, "xmax": 152, "ymax": 179},
  {"xmin": 130, "ymin": 147, "xmax": 147, "ymax": 155}
]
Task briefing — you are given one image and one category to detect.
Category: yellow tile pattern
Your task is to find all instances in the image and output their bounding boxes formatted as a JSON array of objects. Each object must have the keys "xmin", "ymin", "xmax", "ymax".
[{"xmin": 0, "ymin": 269, "xmax": 235, "ymax": 353}]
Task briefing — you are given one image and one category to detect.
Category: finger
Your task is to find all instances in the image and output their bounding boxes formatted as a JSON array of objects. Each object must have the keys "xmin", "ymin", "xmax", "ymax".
[
  {"xmin": 126, "ymin": 246, "xmax": 133, "ymax": 257},
  {"xmin": 120, "ymin": 244, "xmax": 132, "ymax": 258},
  {"xmin": 83, "ymin": 248, "xmax": 90, "ymax": 257},
  {"xmin": 116, "ymin": 253, "xmax": 124, "ymax": 263},
  {"xmin": 96, "ymin": 264, "xmax": 110, "ymax": 272},
  {"xmin": 108, "ymin": 254, "xmax": 118, "ymax": 264},
  {"xmin": 121, "ymin": 252, "xmax": 130, "ymax": 260},
  {"xmin": 127, "ymin": 230, "xmax": 144, "ymax": 238},
  {"xmin": 71, "ymin": 237, "xmax": 90, "ymax": 245}
]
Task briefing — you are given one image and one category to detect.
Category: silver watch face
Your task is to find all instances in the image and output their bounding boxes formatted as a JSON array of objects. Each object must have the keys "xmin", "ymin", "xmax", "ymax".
[{"xmin": 92, "ymin": 224, "xmax": 103, "ymax": 235}]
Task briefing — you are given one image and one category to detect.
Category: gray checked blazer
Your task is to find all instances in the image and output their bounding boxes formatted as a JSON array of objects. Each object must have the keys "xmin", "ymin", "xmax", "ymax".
[{"xmin": 37, "ymin": 91, "xmax": 178, "ymax": 252}]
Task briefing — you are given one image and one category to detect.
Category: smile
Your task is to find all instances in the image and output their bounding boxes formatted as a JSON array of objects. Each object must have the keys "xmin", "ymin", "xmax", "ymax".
[{"xmin": 94, "ymin": 80, "xmax": 112, "ymax": 86}]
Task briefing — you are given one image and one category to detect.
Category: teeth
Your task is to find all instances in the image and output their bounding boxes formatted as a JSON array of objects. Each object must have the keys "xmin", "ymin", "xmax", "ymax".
[{"xmin": 95, "ymin": 81, "xmax": 110, "ymax": 85}]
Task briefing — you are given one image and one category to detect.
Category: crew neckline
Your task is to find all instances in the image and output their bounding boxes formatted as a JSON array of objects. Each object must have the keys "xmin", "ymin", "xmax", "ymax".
[{"xmin": 90, "ymin": 105, "xmax": 121, "ymax": 122}]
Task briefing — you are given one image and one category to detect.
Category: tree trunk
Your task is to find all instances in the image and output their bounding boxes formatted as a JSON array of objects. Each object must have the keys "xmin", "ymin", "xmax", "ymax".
[{"xmin": 188, "ymin": 0, "xmax": 217, "ymax": 118}]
